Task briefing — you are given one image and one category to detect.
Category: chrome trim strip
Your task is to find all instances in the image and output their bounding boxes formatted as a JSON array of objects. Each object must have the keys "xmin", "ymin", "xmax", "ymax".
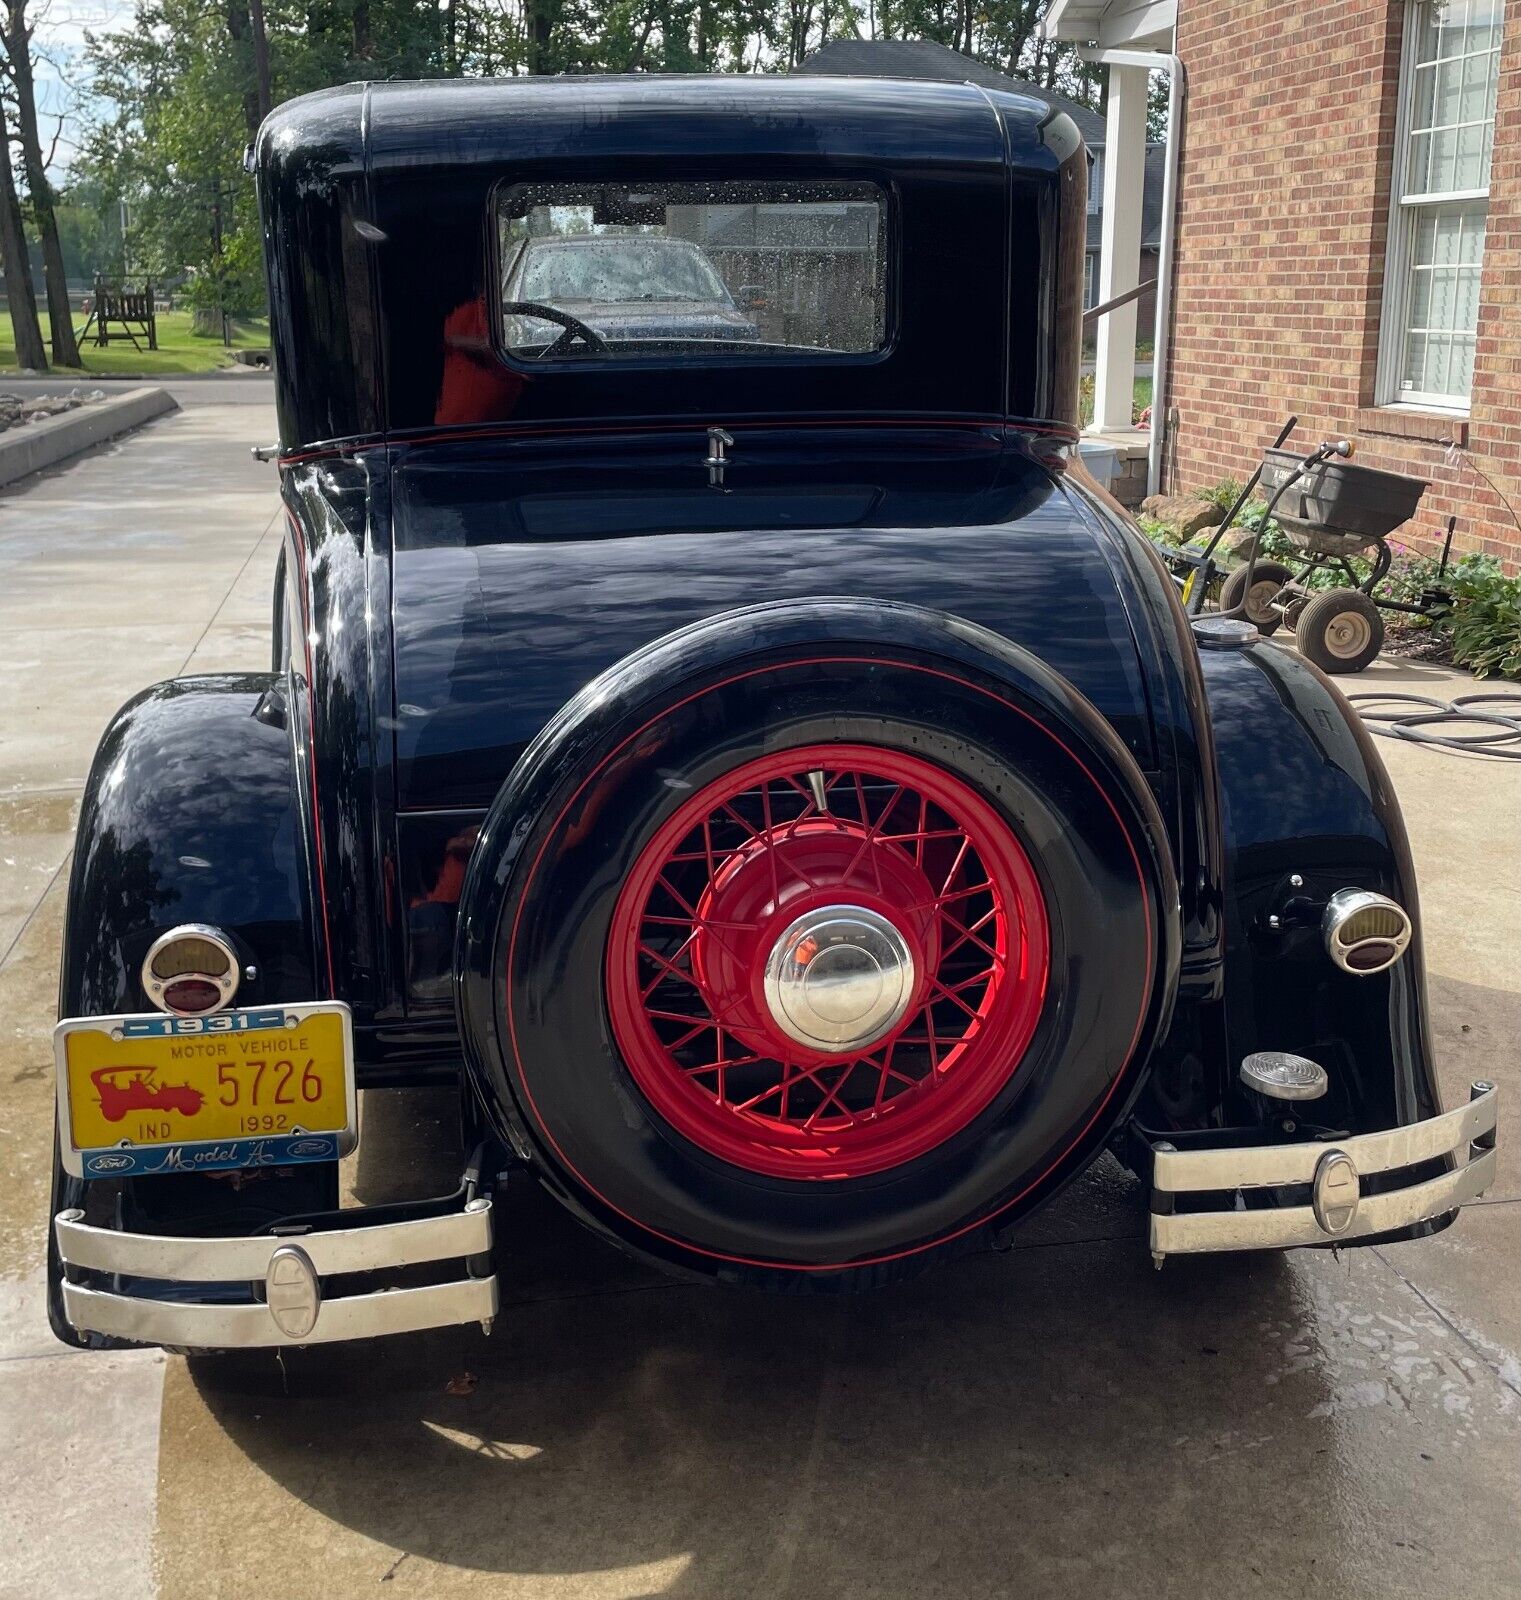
[
  {"xmin": 1152, "ymin": 1089, "xmax": 1497, "ymax": 1193},
  {"xmin": 62, "ymin": 1276, "xmax": 499, "ymax": 1349},
  {"xmin": 1151, "ymin": 1148, "xmax": 1495, "ymax": 1256},
  {"xmin": 56, "ymin": 1197, "xmax": 492, "ymax": 1281}
]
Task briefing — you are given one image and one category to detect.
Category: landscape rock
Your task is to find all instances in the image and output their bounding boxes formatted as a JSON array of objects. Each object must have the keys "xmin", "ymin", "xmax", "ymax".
[
  {"xmin": 0, "ymin": 388, "xmax": 104, "ymax": 433},
  {"xmin": 1140, "ymin": 493, "xmax": 1225, "ymax": 539}
]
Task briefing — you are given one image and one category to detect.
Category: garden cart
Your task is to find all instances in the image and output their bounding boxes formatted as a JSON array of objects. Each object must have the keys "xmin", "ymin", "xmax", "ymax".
[{"xmin": 1166, "ymin": 420, "xmax": 1446, "ymax": 674}]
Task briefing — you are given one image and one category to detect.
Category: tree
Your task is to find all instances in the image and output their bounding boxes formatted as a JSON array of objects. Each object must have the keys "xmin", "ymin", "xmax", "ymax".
[
  {"xmin": 0, "ymin": 94, "xmax": 44, "ymax": 368},
  {"xmin": 1, "ymin": 0, "xmax": 80, "ymax": 365}
]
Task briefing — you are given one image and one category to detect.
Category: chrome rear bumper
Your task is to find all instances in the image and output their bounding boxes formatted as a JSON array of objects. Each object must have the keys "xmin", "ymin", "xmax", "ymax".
[
  {"xmin": 54, "ymin": 1193, "xmax": 497, "ymax": 1348},
  {"xmin": 1150, "ymin": 1081, "xmax": 1497, "ymax": 1261}
]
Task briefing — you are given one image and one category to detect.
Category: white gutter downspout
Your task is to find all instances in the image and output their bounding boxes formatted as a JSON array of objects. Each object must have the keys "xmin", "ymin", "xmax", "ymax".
[{"xmin": 1079, "ymin": 46, "xmax": 1185, "ymax": 499}]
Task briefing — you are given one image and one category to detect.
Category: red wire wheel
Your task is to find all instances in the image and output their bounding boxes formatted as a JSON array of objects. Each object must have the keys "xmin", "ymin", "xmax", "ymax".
[{"xmin": 606, "ymin": 744, "xmax": 1050, "ymax": 1179}]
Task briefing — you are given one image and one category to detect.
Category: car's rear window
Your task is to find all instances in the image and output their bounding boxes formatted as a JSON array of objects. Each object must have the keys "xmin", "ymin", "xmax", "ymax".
[{"xmin": 496, "ymin": 180, "xmax": 887, "ymax": 362}]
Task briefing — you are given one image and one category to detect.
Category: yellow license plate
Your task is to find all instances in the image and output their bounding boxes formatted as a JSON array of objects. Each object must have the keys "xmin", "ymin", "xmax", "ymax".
[{"xmin": 55, "ymin": 1003, "xmax": 356, "ymax": 1180}]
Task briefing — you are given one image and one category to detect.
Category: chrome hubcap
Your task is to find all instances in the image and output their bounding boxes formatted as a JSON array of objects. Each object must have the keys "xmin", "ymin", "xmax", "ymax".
[{"xmin": 763, "ymin": 905, "xmax": 916, "ymax": 1054}]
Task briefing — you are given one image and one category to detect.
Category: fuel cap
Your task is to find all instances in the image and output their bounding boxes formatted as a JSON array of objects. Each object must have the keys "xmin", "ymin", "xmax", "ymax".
[{"xmin": 1192, "ymin": 616, "xmax": 1259, "ymax": 649}]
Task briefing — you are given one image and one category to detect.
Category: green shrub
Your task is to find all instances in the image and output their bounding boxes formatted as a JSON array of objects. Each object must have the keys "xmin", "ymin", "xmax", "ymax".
[
  {"xmin": 1440, "ymin": 559, "xmax": 1521, "ymax": 679},
  {"xmin": 1136, "ymin": 513, "xmax": 1179, "ymax": 547},
  {"xmin": 1197, "ymin": 478, "xmax": 1245, "ymax": 513}
]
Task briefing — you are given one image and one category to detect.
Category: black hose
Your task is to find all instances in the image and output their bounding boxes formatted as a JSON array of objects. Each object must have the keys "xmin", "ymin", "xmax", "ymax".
[{"xmin": 1348, "ymin": 692, "xmax": 1521, "ymax": 757}]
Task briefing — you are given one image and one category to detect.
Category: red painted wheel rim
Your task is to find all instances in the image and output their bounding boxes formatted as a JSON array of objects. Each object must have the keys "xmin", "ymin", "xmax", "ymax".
[{"xmin": 605, "ymin": 744, "xmax": 1050, "ymax": 1179}]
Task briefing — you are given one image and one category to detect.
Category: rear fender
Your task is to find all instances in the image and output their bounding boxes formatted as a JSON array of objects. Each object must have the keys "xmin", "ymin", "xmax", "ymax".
[
  {"xmin": 1200, "ymin": 643, "xmax": 1441, "ymax": 1135},
  {"xmin": 49, "ymin": 673, "xmax": 325, "ymax": 1346},
  {"xmin": 60, "ymin": 673, "xmax": 319, "ymax": 1017}
]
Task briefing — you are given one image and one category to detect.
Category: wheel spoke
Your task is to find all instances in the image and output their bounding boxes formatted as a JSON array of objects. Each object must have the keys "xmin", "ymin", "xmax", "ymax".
[{"xmin": 936, "ymin": 906, "xmax": 1002, "ymax": 966}]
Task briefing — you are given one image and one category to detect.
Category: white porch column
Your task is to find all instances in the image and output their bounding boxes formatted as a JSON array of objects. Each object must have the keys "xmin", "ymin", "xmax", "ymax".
[{"xmin": 1091, "ymin": 62, "xmax": 1148, "ymax": 433}]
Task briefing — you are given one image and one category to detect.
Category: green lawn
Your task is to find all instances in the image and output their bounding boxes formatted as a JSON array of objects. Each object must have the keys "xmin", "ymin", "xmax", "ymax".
[{"xmin": 0, "ymin": 309, "xmax": 270, "ymax": 376}]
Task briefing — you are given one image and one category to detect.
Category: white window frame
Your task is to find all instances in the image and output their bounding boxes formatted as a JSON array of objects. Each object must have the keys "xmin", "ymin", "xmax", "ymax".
[
  {"xmin": 1088, "ymin": 150, "xmax": 1103, "ymax": 215},
  {"xmin": 1375, "ymin": 0, "xmax": 1499, "ymax": 414}
]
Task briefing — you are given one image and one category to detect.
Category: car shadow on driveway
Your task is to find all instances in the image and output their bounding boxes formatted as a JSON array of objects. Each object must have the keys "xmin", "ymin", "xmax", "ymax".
[{"xmin": 156, "ymin": 1087, "xmax": 1452, "ymax": 1600}]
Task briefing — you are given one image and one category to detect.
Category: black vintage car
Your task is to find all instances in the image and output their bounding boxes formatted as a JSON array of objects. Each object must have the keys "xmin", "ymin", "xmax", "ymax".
[{"xmin": 48, "ymin": 75, "xmax": 1496, "ymax": 1351}]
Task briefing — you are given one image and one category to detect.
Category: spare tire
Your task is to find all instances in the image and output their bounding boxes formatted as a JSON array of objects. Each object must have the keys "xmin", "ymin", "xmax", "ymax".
[{"xmin": 457, "ymin": 600, "xmax": 1178, "ymax": 1288}]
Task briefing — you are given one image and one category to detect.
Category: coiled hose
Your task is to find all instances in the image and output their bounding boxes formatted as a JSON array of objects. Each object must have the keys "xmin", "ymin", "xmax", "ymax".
[{"xmin": 1348, "ymin": 692, "xmax": 1521, "ymax": 758}]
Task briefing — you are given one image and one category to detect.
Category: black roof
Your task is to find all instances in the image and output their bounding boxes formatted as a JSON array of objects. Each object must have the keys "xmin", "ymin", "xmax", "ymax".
[
  {"xmin": 254, "ymin": 73, "xmax": 1090, "ymax": 448},
  {"xmin": 798, "ymin": 39, "xmax": 1106, "ymax": 145},
  {"xmin": 264, "ymin": 73, "xmax": 1069, "ymax": 176}
]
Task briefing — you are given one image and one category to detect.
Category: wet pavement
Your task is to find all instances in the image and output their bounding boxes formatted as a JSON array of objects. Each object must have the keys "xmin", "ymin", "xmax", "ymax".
[{"xmin": 0, "ymin": 401, "xmax": 1517, "ymax": 1600}]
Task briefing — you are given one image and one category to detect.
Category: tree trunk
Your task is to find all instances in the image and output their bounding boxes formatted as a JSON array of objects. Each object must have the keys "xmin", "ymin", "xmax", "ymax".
[
  {"xmin": 0, "ymin": 105, "xmax": 44, "ymax": 369},
  {"xmin": 3, "ymin": 1, "xmax": 79, "ymax": 365},
  {"xmin": 352, "ymin": 0, "xmax": 373, "ymax": 61},
  {"xmin": 524, "ymin": 0, "xmax": 552, "ymax": 74},
  {"xmin": 224, "ymin": 2, "xmax": 263, "ymax": 135},
  {"xmin": 249, "ymin": 0, "xmax": 272, "ymax": 123}
]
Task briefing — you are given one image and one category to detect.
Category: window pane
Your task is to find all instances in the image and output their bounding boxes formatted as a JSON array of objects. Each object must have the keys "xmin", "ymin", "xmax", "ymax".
[
  {"xmin": 1453, "ymin": 337, "xmax": 1475, "ymax": 395},
  {"xmin": 1455, "ymin": 124, "xmax": 1485, "ymax": 189},
  {"xmin": 1408, "ymin": 130, "xmax": 1434, "ymax": 192},
  {"xmin": 1433, "ymin": 55, "xmax": 1462, "ymax": 125},
  {"xmin": 1432, "ymin": 126, "xmax": 1461, "ymax": 190},
  {"xmin": 1402, "ymin": 332, "xmax": 1429, "ymax": 394},
  {"xmin": 1459, "ymin": 48, "xmax": 1490, "ymax": 121},
  {"xmin": 1430, "ymin": 334, "xmax": 1454, "ymax": 397},
  {"xmin": 497, "ymin": 181, "xmax": 887, "ymax": 361},
  {"xmin": 1470, "ymin": 0, "xmax": 1502, "ymax": 51}
]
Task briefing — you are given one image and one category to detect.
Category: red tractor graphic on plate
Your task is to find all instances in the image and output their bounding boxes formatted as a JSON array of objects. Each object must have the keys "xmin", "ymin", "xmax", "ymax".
[{"xmin": 91, "ymin": 1065, "xmax": 205, "ymax": 1122}]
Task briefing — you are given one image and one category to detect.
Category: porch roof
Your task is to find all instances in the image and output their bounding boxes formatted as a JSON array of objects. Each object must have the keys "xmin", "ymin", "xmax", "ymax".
[{"xmin": 1042, "ymin": 0, "xmax": 1176, "ymax": 49}]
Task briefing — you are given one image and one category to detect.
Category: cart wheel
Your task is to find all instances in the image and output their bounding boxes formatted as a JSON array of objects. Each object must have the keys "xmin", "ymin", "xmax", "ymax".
[
  {"xmin": 1295, "ymin": 588, "xmax": 1385, "ymax": 674},
  {"xmin": 1283, "ymin": 595, "xmax": 1309, "ymax": 631},
  {"xmin": 1219, "ymin": 560, "xmax": 1293, "ymax": 634}
]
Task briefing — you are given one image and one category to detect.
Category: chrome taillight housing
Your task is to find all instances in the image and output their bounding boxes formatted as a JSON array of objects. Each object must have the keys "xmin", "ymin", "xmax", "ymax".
[
  {"xmin": 141, "ymin": 924, "xmax": 241, "ymax": 1015},
  {"xmin": 1322, "ymin": 890, "xmax": 1412, "ymax": 975}
]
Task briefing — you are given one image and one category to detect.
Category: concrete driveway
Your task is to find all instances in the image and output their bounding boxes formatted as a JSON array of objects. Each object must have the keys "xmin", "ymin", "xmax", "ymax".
[{"xmin": 1, "ymin": 398, "xmax": 1517, "ymax": 1600}]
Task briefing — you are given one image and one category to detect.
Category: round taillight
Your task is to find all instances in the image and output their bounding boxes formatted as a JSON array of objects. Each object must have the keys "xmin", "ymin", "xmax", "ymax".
[
  {"xmin": 141, "ymin": 925, "xmax": 240, "ymax": 1015},
  {"xmin": 161, "ymin": 976, "xmax": 225, "ymax": 1014},
  {"xmin": 1322, "ymin": 890, "xmax": 1412, "ymax": 976}
]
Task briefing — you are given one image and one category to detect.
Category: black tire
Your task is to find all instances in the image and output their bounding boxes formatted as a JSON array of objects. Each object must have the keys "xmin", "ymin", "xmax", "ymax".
[
  {"xmin": 1219, "ymin": 559, "xmax": 1293, "ymax": 634},
  {"xmin": 457, "ymin": 601, "xmax": 1177, "ymax": 1290},
  {"xmin": 1296, "ymin": 587, "xmax": 1385, "ymax": 674}
]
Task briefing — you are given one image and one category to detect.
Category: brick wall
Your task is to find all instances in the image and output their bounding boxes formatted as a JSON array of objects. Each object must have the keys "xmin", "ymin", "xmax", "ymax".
[{"xmin": 1167, "ymin": 0, "xmax": 1521, "ymax": 569}]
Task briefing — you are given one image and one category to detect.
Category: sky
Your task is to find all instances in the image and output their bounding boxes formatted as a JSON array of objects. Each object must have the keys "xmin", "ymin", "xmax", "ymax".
[{"xmin": 31, "ymin": 0, "xmax": 134, "ymax": 179}]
